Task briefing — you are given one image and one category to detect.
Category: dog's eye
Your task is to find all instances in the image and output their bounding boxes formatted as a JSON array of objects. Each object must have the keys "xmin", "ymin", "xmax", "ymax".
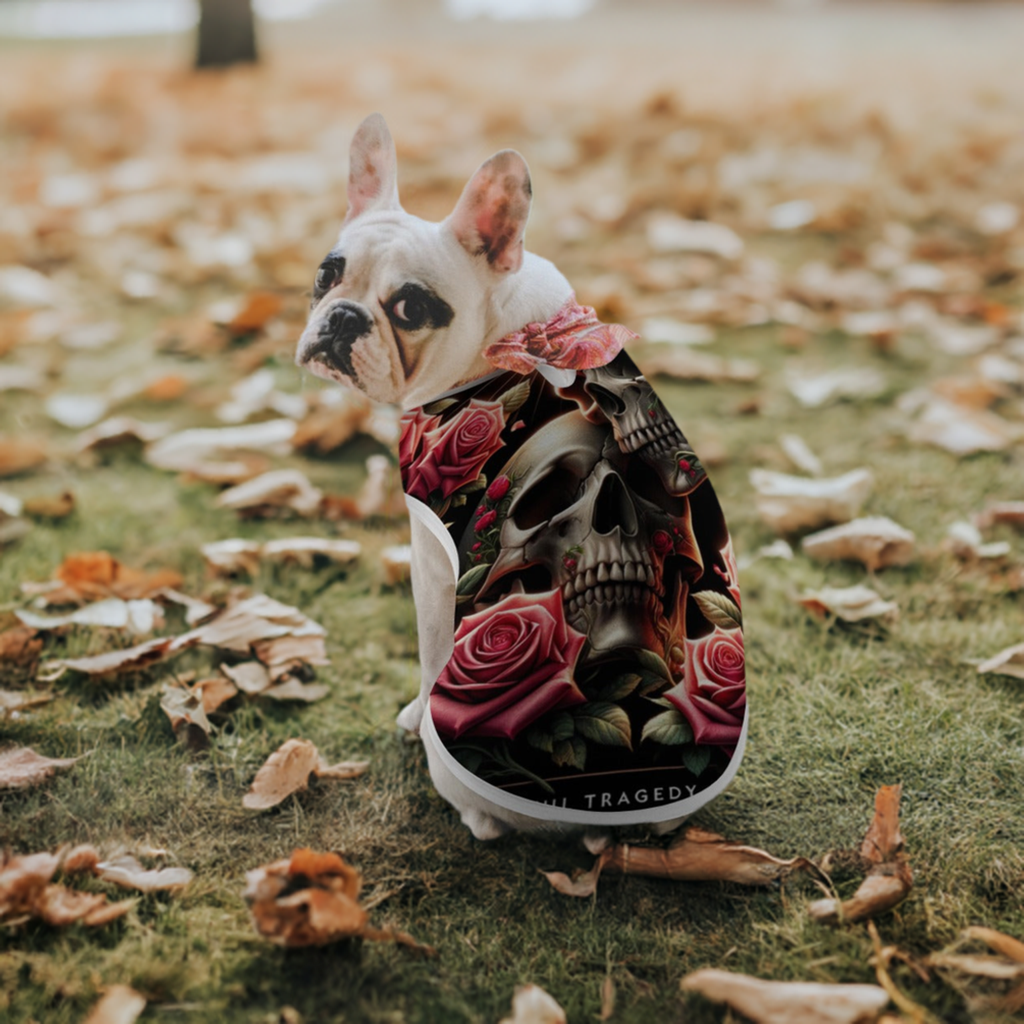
[
  {"xmin": 386, "ymin": 284, "xmax": 454, "ymax": 332},
  {"xmin": 313, "ymin": 256, "xmax": 345, "ymax": 300},
  {"xmin": 391, "ymin": 295, "xmax": 424, "ymax": 329}
]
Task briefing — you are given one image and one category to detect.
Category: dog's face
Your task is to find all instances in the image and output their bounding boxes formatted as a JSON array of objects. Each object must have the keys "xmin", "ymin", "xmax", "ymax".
[{"xmin": 295, "ymin": 114, "xmax": 533, "ymax": 406}]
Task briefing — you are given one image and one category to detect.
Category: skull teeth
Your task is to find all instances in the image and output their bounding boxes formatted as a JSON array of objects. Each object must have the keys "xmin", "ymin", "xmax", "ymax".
[
  {"xmin": 565, "ymin": 561, "xmax": 663, "ymax": 613},
  {"xmin": 567, "ymin": 582, "xmax": 655, "ymax": 616},
  {"xmin": 621, "ymin": 417, "xmax": 687, "ymax": 455}
]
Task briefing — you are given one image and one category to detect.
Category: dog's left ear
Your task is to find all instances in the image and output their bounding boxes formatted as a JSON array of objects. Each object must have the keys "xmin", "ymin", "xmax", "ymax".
[
  {"xmin": 446, "ymin": 150, "xmax": 532, "ymax": 274},
  {"xmin": 345, "ymin": 113, "xmax": 401, "ymax": 223}
]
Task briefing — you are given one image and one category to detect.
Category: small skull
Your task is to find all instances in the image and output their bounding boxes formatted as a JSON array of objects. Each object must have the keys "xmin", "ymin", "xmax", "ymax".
[
  {"xmin": 477, "ymin": 410, "xmax": 702, "ymax": 662},
  {"xmin": 582, "ymin": 359, "xmax": 706, "ymax": 497}
]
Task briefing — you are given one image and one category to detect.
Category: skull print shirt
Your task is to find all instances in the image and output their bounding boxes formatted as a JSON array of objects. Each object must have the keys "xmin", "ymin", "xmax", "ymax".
[{"xmin": 399, "ymin": 347, "xmax": 747, "ymax": 826}]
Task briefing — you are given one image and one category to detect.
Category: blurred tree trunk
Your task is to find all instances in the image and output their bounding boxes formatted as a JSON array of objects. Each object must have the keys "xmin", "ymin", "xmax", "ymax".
[{"xmin": 196, "ymin": 0, "xmax": 258, "ymax": 69}]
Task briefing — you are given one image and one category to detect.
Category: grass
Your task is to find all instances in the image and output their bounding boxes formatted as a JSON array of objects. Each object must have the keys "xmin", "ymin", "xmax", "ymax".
[{"xmin": 1, "ymin": 24, "xmax": 1023, "ymax": 1021}]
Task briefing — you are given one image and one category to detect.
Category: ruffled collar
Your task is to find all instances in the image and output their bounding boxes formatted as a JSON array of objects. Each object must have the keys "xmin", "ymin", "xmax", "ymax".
[{"xmin": 483, "ymin": 294, "xmax": 638, "ymax": 376}]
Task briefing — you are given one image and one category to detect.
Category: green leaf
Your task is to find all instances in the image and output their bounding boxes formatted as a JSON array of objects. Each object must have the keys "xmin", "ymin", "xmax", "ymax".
[
  {"xmin": 636, "ymin": 649, "xmax": 673, "ymax": 683},
  {"xmin": 693, "ymin": 590, "xmax": 742, "ymax": 630},
  {"xmin": 497, "ymin": 380, "xmax": 531, "ymax": 417},
  {"xmin": 637, "ymin": 671, "xmax": 670, "ymax": 696},
  {"xmin": 450, "ymin": 494, "xmax": 467, "ymax": 507},
  {"xmin": 552, "ymin": 736, "xmax": 586, "ymax": 771},
  {"xmin": 641, "ymin": 709, "xmax": 694, "ymax": 746},
  {"xmin": 573, "ymin": 702, "xmax": 632, "ymax": 750},
  {"xmin": 526, "ymin": 726, "xmax": 554, "ymax": 753},
  {"xmin": 456, "ymin": 562, "xmax": 491, "ymax": 597},
  {"xmin": 423, "ymin": 398, "xmax": 457, "ymax": 415},
  {"xmin": 682, "ymin": 744, "xmax": 711, "ymax": 777},
  {"xmin": 592, "ymin": 672, "xmax": 642, "ymax": 701},
  {"xmin": 459, "ymin": 474, "xmax": 488, "ymax": 494},
  {"xmin": 549, "ymin": 712, "xmax": 575, "ymax": 742}
]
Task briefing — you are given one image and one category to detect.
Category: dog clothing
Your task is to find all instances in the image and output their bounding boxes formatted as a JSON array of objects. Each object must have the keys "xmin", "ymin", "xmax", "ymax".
[{"xmin": 399, "ymin": 297, "xmax": 747, "ymax": 826}]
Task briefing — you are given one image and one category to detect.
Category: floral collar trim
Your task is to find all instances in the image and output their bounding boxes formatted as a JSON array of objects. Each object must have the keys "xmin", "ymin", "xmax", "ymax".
[{"xmin": 483, "ymin": 295, "xmax": 638, "ymax": 376}]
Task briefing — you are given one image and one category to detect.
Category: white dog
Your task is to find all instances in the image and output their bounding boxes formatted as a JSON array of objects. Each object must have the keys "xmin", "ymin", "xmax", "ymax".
[{"xmin": 297, "ymin": 114, "xmax": 748, "ymax": 841}]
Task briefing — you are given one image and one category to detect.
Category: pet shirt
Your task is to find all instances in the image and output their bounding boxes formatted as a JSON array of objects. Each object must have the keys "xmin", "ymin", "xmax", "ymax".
[{"xmin": 399, "ymin": 297, "xmax": 747, "ymax": 826}]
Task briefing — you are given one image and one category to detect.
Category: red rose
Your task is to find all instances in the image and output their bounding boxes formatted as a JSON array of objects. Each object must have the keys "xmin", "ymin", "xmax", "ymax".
[
  {"xmin": 652, "ymin": 530, "xmax": 674, "ymax": 557},
  {"xmin": 665, "ymin": 627, "xmax": 746, "ymax": 749},
  {"xmin": 431, "ymin": 589, "xmax": 587, "ymax": 740},
  {"xmin": 475, "ymin": 509, "xmax": 498, "ymax": 532},
  {"xmin": 403, "ymin": 400, "xmax": 506, "ymax": 503},
  {"xmin": 398, "ymin": 409, "xmax": 441, "ymax": 472},
  {"xmin": 486, "ymin": 474, "xmax": 511, "ymax": 501}
]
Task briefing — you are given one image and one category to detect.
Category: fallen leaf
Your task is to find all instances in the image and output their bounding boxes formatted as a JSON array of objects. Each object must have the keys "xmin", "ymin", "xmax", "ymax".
[
  {"xmin": 907, "ymin": 398, "xmax": 1021, "ymax": 455},
  {"xmin": 226, "ymin": 291, "xmax": 283, "ymax": 333},
  {"xmin": 943, "ymin": 521, "xmax": 1010, "ymax": 560},
  {"xmin": 0, "ymin": 436, "xmax": 48, "ymax": 477},
  {"xmin": 680, "ymin": 969, "xmax": 889, "ymax": 1024},
  {"xmin": 220, "ymin": 660, "xmax": 272, "ymax": 694},
  {"xmin": 94, "ymin": 854, "xmax": 193, "ymax": 894},
  {"xmin": 977, "ymin": 642, "xmax": 1024, "ymax": 681},
  {"xmin": 184, "ymin": 594, "xmax": 326, "ymax": 654},
  {"xmin": 646, "ymin": 213, "xmax": 744, "ymax": 259},
  {"xmin": 142, "ymin": 374, "xmax": 189, "ymax": 402},
  {"xmin": 262, "ymin": 537, "xmax": 362, "ymax": 568},
  {"xmin": 157, "ymin": 588, "xmax": 218, "ymax": 626},
  {"xmin": 381, "ymin": 545, "xmax": 412, "ymax": 585},
  {"xmin": 962, "ymin": 927, "xmax": 1024, "ymax": 963},
  {"xmin": 973, "ymin": 501, "xmax": 1024, "ymax": 531},
  {"xmin": 16, "ymin": 597, "xmax": 164, "ymax": 634},
  {"xmin": 201, "ymin": 539, "xmax": 263, "ymax": 576},
  {"xmin": 243, "ymin": 847, "xmax": 433, "ymax": 954},
  {"xmin": 924, "ymin": 954, "xmax": 1024, "ymax": 980},
  {"xmin": 809, "ymin": 785, "xmax": 912, "ymax": 924},
  {"xmin": 191, "ymin": 675, "xmax": 239, "ymax": 714},
  {"xmin": 76, "ymin": 416, "xmax": 172, "ymax": 453},
  {"xmin": 252, "ymin": 634, "xmax": 329, "ymax": 680},
  {"xmin": 797, "ymin": 585, "xmax": 899, "ymax": 624},
  {"xmin": 260, "ymin": 678, "xmax": 331, "ymax": 703},
  {"xmin": 779, "ymin": 433, "xmax": 823, "ymax": 476},
  {"xmin": 145, "ymin": 419, "xmax": 296, "ymax": 476},
  {"xmin": 215, "ymin": 468, "xmax": 323, "ymax": 518},
  {"xmin": 0, "ymin": 851, "xmax": 59, "ymax": 919},
  {"xmin": 0, "ymin": 688, "xmax": 54, "ymax": 713},
  {"xmin": 642, "ymin": 347, "xmax": 760, "ymax": 383},
  {"xmin": 750, "ymin": 468, "xmax": 875, "ymax": 534},
  {"xmin": 45, "ymin": 392, "xmax": 109, "ymax": 429},
  {"xmin": 83, "ymin": 985, "xmax": 147, "ymax": 1024},
  {"xmin": 599, "ymin": 975, "xmax": 616, "ymax": 1021},
  {"xmin": 23, "ymin": 490, "xmax": 76, "ymax": 520},
  {"xmin": 159, "ymin": 687, "xmax": 212, "ymax": 750},
  {"xmin": 0, "ymin": 625, "xmax": 43, "ymax": 679},
  {"xmin": 243, "ymin": 738, "xmax": 368, "ymax": 810},
  {"xmin": 39, "ymin": 550, "xmax": 183, "ymax": 605},
  {"xmin": 543, "ymin": 825, "xmax": 816, "ymax": 897},
  {"xmin": 38, "ymin": 634, "xmax": 195, "ymax": 682},
  {"xmin": 63, "ymin": 845, "xmax": 101, "ymax": 874},
  {"xmin": 786, "ymin": 367, "xmax": 887, "ymax": 408},
  {"xmin": 0, "ymin": 746, "xmax": 81, "ymax": 790},
  {"xmin": 498, "ymin": 984, "xmax": 567, "ymax": 1024},
  {"xmin": 802, "ymin": 517, "xmax": 916, "ymax": 572},
  {"xmin": 292, "ymin": 389, "xmax": 372, "ymax": 455}
]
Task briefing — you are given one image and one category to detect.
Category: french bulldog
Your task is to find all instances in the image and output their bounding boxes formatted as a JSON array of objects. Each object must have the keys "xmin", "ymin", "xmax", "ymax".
[{"xmin": 296, "ymin": 114, "xmax": 748, "ymax": 842}]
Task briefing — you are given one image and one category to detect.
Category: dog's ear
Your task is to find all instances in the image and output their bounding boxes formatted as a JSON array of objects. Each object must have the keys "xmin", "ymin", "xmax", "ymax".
[
  {"xmin": 345, "ymin": 113, "xmax": 400, "ymax": 223},
  {"xmin": 446, "ymin": 150, "xmax": 532, "ymax": 274}
]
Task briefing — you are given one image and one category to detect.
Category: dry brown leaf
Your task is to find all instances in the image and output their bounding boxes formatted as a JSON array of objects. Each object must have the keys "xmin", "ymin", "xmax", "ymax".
[
  {"xmin": 38, "ymin": 634, "xmax": 195, "ymax": 682},
  {"xmin": 17, "ymin": 597, "xmax": 164, "ymax": 634},
  {"xmin": 924, "ymin": 953, "xmax": 1024, "ymax": 980},
  {"xmin": 243, "ymin": 847, "xmax": 433, "ymax": 954},
  {"xmin": 786, "ymin": 367, "xmax": 887, "ymax": 408},
  {"xmin": 962, "ymin": 926, "xmax": 1024, "ymax": 963},
  {"xmin": 63, "ymin": 844, "xmax": 101, "ymax": 874},
  {"xmin": 943, "ymin": 522, "xmax": 1011, "ymax": 561},
  {"xmin": 35, "ymin": 884, "xmax": 108, "ymax": 926},
  {"xmin": 145, "ymin": 419, "xmax": 296, "ymax": 476},
  {"xmin": 802, "ymin": 517, "xmax": 916, "ymax": 572},
  {"xmin": 291, "ymin": 389, "xmax": 372, "ymax": 455},
  {"xmin": 977, "ymin": 642, "xmax": 1024, "ymax": 681},
  {"xmin": 227, "ymin": 291, "xmax": 283, "ymax": 333},
  {"xmin": 0, "ymin": 436, "xmax": 48, "ymax": 477},
  {"xmin": 260, "ymin": 678, "xmax": 331, "ymax": 703},
  {"xmin": 252, "ymin": 634, "xmax": 329, "ymax": 679},
  {"xmin": 182, "ymin": 593, "xmax": 326, "ymax": 653},
  {"xmin": 599, "ymin": 975, "xmax": 616, "ymax": 1021},
  {"xmin": 381, "ymin": 545, "xmax": 412, "ymax": 586},
  {"xmin": 83, "ymin": 985, "xmax": 147, "ymax": 1024},
  {"xmin": 809, "ymin": 785, "xmax": 912, "ymax": 924},
  {"xmin": 498, "ymin": 984, "xmax": 567, "ymax": 1024},
  {"xmin": 159, "ymin": 687, "xmax": 212, "ymax": 750},
  {"xmin": 191, "ymin": 675, "xmax": 239, "ymax": 715},
  {"xmin": 94, "ymin": 854, "xmax": 193, "ymax": 894},
  {"xmin": 797, "ymin": 585, "xmax": 898, "ymax": 624},
  {"xmin": 0, "ymin": 625, "xmax": 43, "ymax": 679},
  {"xmin": 750, "ymin": 468, "xmax": 874, "ymax": 533},
  {"xmin": 201, "ymin": 539, "xmax": 263, "ymax": 576},
  {"xmin": 23, "ymin": 490, "xmax": 75, "ymax": 520},
  {"xmin": 0, "ymin": 851, "xmax": 59, "ymax": 919},
  {"xmin": 543, "ymin": 825, "xmax": 816, "ymax": 897},
  {"xmin": 262, "ymin": 537, "xmax": 362, "ymax": 568},
  {"xmin": 0, "ymin": 746, "xmax": 81, "ymax": 790},
  {"xmin": 37, "ymin": 550, "xmax": 184, "ymax": 605},
  {"xmin": 215, "ymin": 469, "xmax": 323, "ymax": 518},
  {"xmin": 779, "ymin": 433, "xmax": 823, "ymax": 476},
  {"xmin": 907, "ymin": 398, "xmax": 1021, "ymax": 455},
  {"xmin": 75, "ymin": 415, "xmax": 172, "ymax": 454},
  {"xmin": 973, "ymin": 502, "xmax": 1024, "ymax": 532},
  {"xmin": 642, "ymin": 347, "xmax": 760, "ymax": 383},
  {"xmin": 680, "ymin": 969, "xmax": 889, "ymax": 1024},
  {"xmin": 0, "ymin": 688, "xmax": 54, "ymax": 714},
  {"xmin": 243, "ymin": 738, "xmax": 368, "ymax": 810},
  {"xmin": 220, "ymin": 659, "xmax": 272, "ymax": 694}
]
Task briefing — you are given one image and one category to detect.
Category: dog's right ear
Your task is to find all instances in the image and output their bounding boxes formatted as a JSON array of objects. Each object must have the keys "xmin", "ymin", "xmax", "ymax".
[
  {"xmin": 446, "ymin": 150, "xmax": 532, "ymax": 274},
  {"xmin": 345, "ymin": 113, "xmax": 400, "ymax": 223}
]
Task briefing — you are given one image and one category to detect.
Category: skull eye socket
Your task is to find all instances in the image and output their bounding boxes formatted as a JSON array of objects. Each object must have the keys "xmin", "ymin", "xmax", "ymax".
[
  {"xmin": 585, "ymin": 382, "xmax": 627, "ymax": 417},
  {"xmin": 511, "ymin": 470, "xmax": 581, "ymax": 530}
]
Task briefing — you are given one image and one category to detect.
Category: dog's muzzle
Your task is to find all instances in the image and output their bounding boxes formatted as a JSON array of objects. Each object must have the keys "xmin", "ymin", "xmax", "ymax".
[{"xmin": 304, "ymin": 300, "xmax": 373, "ymax": 379}]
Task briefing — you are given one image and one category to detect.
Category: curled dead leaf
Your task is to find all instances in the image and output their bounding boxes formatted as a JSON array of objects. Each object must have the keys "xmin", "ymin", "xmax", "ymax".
[
  {"xmin": 802, "ymin": 517, "xmax": 916, "ymax": 572},
  {"xmin": 94, "ymin": 854, "xmax": 193, "ymax": 893},
  {"xmin": 243, "ymin": 738, "xmax": 369, "ymax": 810},
  {"xmin": 0, "ymin": 435, "xmax": 48, "ymax": 477},
  {"xmin": 0, "ymin": 746, "xmax": 81, "ymax": 790},
  {"xmin": 944, "ymin": 521, "xmax": 1011, "ymax": 561},
  {"xmin": 498, "ymin": 984, "xmax": 567, "ymax": 1024},
  {"xmin": 797, "ymin": 585, "xmax": 898, "ymax": 624},
  {"xmin": 750, "ymin": 468, "xmax": 874, "ymax": 533},
  {"xmin": 83, "ymin": 985, "xmax": 147, "ymax": 1024},
  {"xmin": 160, "ymin": 686, "xmax": 212, "ymax": 750},
  {"xmin": 977, "ymin": 642, "xmax": 1024, "ymax": 681},
  {"xmin": 680, "ymin": 969, "xmax": 889, "ymax": 1024},
  {"xmin": 381, "ymin": 545, "xmax": 412, "ymax": 586},
  {"xmin": 215, "ymin": 468, "xmax": 323, "ymax": 518}
]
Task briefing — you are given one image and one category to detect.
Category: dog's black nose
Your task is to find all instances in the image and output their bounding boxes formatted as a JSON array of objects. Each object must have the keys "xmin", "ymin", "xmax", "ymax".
[{"xmin": 316, "ymin": 301, "xmax": 372, "ymax": 377}]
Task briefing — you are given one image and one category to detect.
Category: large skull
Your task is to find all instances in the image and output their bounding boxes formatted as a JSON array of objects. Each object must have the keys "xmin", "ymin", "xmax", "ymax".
[
  {"xmin": 478, "ymin": 411, "xmax": 702, "ymax": 663},
  {"xmin": 581, "ymin": 362, "xmax": 707, "ymax": 497}
]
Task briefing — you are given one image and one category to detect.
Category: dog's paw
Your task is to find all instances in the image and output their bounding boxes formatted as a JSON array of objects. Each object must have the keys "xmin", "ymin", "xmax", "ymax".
[
  {"xmin": 461, "ymin": 808, "xmax": 510, "ymax": 841},
  {"xmin": 396, "ymin": 697, "xmax": 423, "ymax": 734}
]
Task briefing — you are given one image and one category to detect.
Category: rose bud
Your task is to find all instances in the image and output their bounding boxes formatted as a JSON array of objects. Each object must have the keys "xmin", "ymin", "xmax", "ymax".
[
  {"xmin": 475, "ymin": 510, "xmax": 498, "ymax": 532},
  {"xmin": 652, "ymin": 530, "xmax": 674, "ymax": 556},
  {"xmin": 486, "ymin": 475, "xmax": 511, "ymax": 501}
]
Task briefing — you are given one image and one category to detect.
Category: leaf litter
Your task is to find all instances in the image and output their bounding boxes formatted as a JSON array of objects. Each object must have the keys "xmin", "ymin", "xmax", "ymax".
[{"xmin": 242, "ymin": 738, "xmax": 368, "ymax": 810}]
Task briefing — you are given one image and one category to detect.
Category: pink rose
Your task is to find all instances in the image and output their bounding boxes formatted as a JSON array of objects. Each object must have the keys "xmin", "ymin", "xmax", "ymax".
[
  {"xmin": 403, "ymin": 400, "xmax": 506, "ymax": 503},
  {"xmin": 665, "ymin": 627, "xmax": 746, "ymax": 748},
  {"xmin": 486, "ymin": 474, "xmax": 511, "ymax": 501},
  {"xmin": 714, "ymin": 538, "xmax": 742, "ymax": 609},
  {"xmin": 431, "ymin": 589, "xmax": 587, "ymax": 740},
  {"xmin": 398, "ymin": 409, "xmax": 441, "ymax": 472}
]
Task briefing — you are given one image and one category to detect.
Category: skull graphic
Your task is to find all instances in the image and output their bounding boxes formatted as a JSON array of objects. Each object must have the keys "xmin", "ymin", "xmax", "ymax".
[
  {"xmin": 580, "ymin": 359, "xmax": 706, "ymax": 497},
  {"xmin": 474, "ymin": 410, "xmax": 703, "ymax": 664}
]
